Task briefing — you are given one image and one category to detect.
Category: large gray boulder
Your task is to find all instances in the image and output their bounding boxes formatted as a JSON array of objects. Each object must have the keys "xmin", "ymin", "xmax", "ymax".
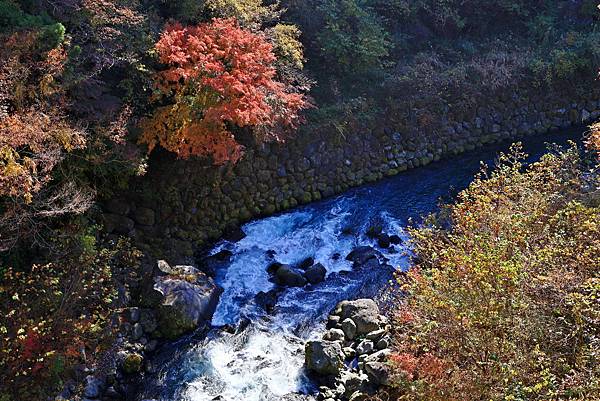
[
  {"xmin": 305, "ymin": 340, "xmax": 344, "ymax": 376},
  {"xmin": 339, "ymin": 299, "xmax": 381, "ymax": 335},
  {"xmin": 153, "ymin": 265, "xmax": 223, "ymax": 339}
]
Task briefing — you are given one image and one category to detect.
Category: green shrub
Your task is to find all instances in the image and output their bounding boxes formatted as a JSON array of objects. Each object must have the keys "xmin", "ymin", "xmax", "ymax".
[{"xmin": 316, "ymin": 0, "xmax": 391, "ymax": 76}]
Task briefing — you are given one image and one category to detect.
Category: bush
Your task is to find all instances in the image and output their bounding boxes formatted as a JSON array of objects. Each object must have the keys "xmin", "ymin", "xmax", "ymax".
[
  {"xmin": 384, "ymin": 144, "xmax": 600, "ymax": 400},
  {"xmin": 0, "ymin": 236, "xmax": 141, "ymax": 399},
  {"xmin": 316, "ymin": 0, "xmax": 391, "ymax": 76},
  {"xmin": 139, "ymin": 18, "xmax": 309, "ymax": 163}
]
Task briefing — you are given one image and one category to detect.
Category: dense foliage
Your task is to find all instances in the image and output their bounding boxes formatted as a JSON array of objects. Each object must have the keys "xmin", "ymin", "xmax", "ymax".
[
  {"xmin": 383, "ymin": 144, "xmax": 600, "ymax": 400},
  {"xmin": 139, "ymin": 18, "xmax": 308, "ymax": 163},
  {"xmin": 1, "ymin": 0, "xmax": 600, "ymax": 398},
  {"xmin": 0, "ymin": 236, "xmax": 141, "ymax": 399}
]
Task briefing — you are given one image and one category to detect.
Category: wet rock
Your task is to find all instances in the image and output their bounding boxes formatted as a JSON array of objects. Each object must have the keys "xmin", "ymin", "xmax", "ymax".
[
  {"xmin": 366, "ymin": 224, "xmax": 383, "ymax": 239},
  {"xmin": 345, "ymin": 247, "xmax": 381, "ymax": 267},
  {"xmin": 200, "ymin": 250, "xmax": 232, "ymax": 276},
  {"xmin": 275, "ymin": 265, "xmax": 307, "ymax": 287},
  {"xmin": 326, "ymin": 314, "xmax": 341, "ymax": 329},
  {"xmin": 267, "ymin": 261, "xmax": 283, "ymax": 275},
  {"xmin": 389, "ymin": 235, "xmax": 402, "ymax": 245},
  {"xmin": 339, "ymin": 299, "xmax": 381, "ymax": 334},
  {"xmin": 153, "ymin": 266, "xmax": 223, "ymax": 339},
  {"xmin": 305, "ymin": 340, "xmax": 344, "ymax": 376},
  {"xmin": 298, "ymin": 257, "xmax": 315, "ymax": 270},
  {"xmin": 266, "ymin": 249, "xmax": 277, "ymax": 259},
  {"xmin": 223, "ymin": 225, "xmax": 246, "ymax": 242},
  {"xmin": 304, "ymin": 263, "xmax": 326, "ymax": 284},
  {"xmin": 377, "ymin": 234, "xmax": 390, "ymax": 248},
  {"xmin": 255, "ymin": 289, "xmax": 279, "ymax": 313},
  {"xmin": 341, "ymin": 318, "xmax": 357, "ymax": 340}
]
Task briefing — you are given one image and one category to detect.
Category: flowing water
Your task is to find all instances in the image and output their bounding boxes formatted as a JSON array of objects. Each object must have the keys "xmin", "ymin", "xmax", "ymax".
[{"xmin": 139, "ymin": 130, "xmax": 582, "ymax": 401}]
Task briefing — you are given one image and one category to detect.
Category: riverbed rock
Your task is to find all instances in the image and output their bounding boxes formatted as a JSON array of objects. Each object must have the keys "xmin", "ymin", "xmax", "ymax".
[
  {"xmin": 304, "ymin": 263, "xmax": 326, "ymax": 284},
  {"xmin": 298, "ymin": 257, "xmax": 315, "ymax": 270},
  {"xmin": 339, "ymin": 299, "xmax": 381, "ymax": 334},
  {"xmin": 356, "ymin": 339, "xmax": 374, "ymax": 355},
  {"xmin": 201, "ymin": 250, "xmax": 232, "ymax": 276},
  {"xmin": 222, "ymin": 225, "xmax": 246, "ymax": 242},
  {"xmin": 255, "ymin": 289, "xmax": 279, "ymax": 313},
  {"xmin": 276, "ymin": 264, "xmax": 308, "ymax": 287},
  {"xmin": 323, "ymin": 328, "xmax": 345, "ymax": 342},
  {"xmin": 305, "ymin": 340, "xmax": 344, "ymax": 376},
  {"xmin": 341, "ymin": 318, "xmax": 357, "ymax": 340},
  {"xmin": 345, "ymin": 247, "xmax": 382, "ymax": 267},
  {"xmin": 153, "ymin": 266, "xmax": 223, "ymax": 339},
  {"xmin": 363, "ymin": 361, "xmax": 391, "ymax": 385},
  {"xmin": 339, "ymin": 370, "xmax": 369, "ymax": 398}
]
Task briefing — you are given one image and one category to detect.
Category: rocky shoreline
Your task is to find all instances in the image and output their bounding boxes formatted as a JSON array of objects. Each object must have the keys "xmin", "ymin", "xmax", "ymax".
[
  {"xmin": 305, "ymin": 299, "xmax": 392, "ymax": 401},
  {"xmin": 56, "ymin": 260, "xmax": 223, "ymax": 401}
]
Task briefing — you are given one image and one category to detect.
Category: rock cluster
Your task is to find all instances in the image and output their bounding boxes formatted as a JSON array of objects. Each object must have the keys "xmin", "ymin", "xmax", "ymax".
[
  {"xmin": 60, "ymin": 260, "xmax": 222, "ymax": 401},
  {"xmin": 268, "ymin": 257, "xmax": 327, "ymax": 288},
  {"xmin": 305, "ymin": 299, "xmax": 392, "ymax": 401}
]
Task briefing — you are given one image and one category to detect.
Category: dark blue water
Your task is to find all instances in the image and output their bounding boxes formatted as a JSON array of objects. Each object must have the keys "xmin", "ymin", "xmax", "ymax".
[{"xmin": 140, "ymin": 129, "xmax": 582, "ymax": 401}]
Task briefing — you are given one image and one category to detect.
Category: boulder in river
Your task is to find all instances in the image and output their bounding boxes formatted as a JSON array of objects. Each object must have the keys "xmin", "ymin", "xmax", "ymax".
[
  {"xmin": 222, "ymin": 225, "xmax": 246, "ymax": 242},
  {"xmin": 298, "ymin": 257, "xmax": 315, "ymax": 270},
  {"xmin": 345, "ymin": 246, "xmax": 382, "ymax": 267},
  {"xmin": 255, "ymin": 289, "xmax": 280, "ymax": 313},
  {"xmin": 275, "ymin": 264, "xmax": 308, "ymax": 287},
  {"xmin": 305, "ymin": 340, "xmax": 344, "ymax": 376},
  {"xmin": 339, "ymin": 299, "xmax": 381, "ymax": 335},
  {"xmin": 153, "ymin": 264, "xmax": 223, "ymax": 339},
  {"xmin": 304, "ymin": 263, "xmax": 326, "ymax": 284}
]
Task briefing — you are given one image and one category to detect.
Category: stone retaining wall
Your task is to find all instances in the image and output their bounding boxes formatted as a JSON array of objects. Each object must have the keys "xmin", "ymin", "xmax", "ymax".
[{"xmin": 102, "ymin": 78, "xmax": 600, "ymax": 261}]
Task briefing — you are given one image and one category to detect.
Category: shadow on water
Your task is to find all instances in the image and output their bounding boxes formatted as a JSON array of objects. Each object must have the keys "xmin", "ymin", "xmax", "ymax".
[{"xmin": 138, "ymin": 128, "xmax": 585, "ymax": 401}]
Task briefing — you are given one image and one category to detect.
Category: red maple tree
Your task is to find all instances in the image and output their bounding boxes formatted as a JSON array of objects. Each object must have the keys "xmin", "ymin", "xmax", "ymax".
[{"xmin": 140, "ymin": 18, "xmax": 308, "ymax": 163}]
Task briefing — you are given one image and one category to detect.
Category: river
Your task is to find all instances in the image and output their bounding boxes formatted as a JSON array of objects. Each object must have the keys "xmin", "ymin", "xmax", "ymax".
[{"xmin": 138, "ymin": 129, "xmax": 582, "ymax": 401}]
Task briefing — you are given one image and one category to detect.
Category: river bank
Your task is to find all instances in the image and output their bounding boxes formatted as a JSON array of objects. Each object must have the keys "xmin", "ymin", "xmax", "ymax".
[{"xmin": 127, "ymin": 127, "xmax": 586, "ymax": 401}]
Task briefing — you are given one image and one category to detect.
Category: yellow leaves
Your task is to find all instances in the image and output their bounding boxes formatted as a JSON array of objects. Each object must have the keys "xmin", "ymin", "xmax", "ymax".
[
  {"xmin": 271, "ymin": 24, "xmax": 305, "ymax": 70},
  {"xmin": 392, "ymin": 145, "xmax": 600, "ymax": 400}
]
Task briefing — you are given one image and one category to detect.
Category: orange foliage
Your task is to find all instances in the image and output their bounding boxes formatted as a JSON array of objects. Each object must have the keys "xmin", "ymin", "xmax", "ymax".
[
  {"xmin": 0, "ymin": 31, "xmax": 85, "ymax": 203},
  {"xmin": 140, "ymin": 18, "xmax": 308, "ymax": 163}
]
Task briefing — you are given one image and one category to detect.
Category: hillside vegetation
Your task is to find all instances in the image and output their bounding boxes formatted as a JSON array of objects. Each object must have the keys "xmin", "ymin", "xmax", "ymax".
[
  {"xmin": 0, "ymin": 0, "xmax": 599, "ymax": 399},
  {"xmin": 383, "ymin": 142, "xmax": 600, "ymax": 400}
]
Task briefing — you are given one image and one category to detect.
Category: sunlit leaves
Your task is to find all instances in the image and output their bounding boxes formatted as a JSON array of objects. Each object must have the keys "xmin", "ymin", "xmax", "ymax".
[{"xmin": 140, "ymin": 18, "xmax": 308, "ymax": 163}]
